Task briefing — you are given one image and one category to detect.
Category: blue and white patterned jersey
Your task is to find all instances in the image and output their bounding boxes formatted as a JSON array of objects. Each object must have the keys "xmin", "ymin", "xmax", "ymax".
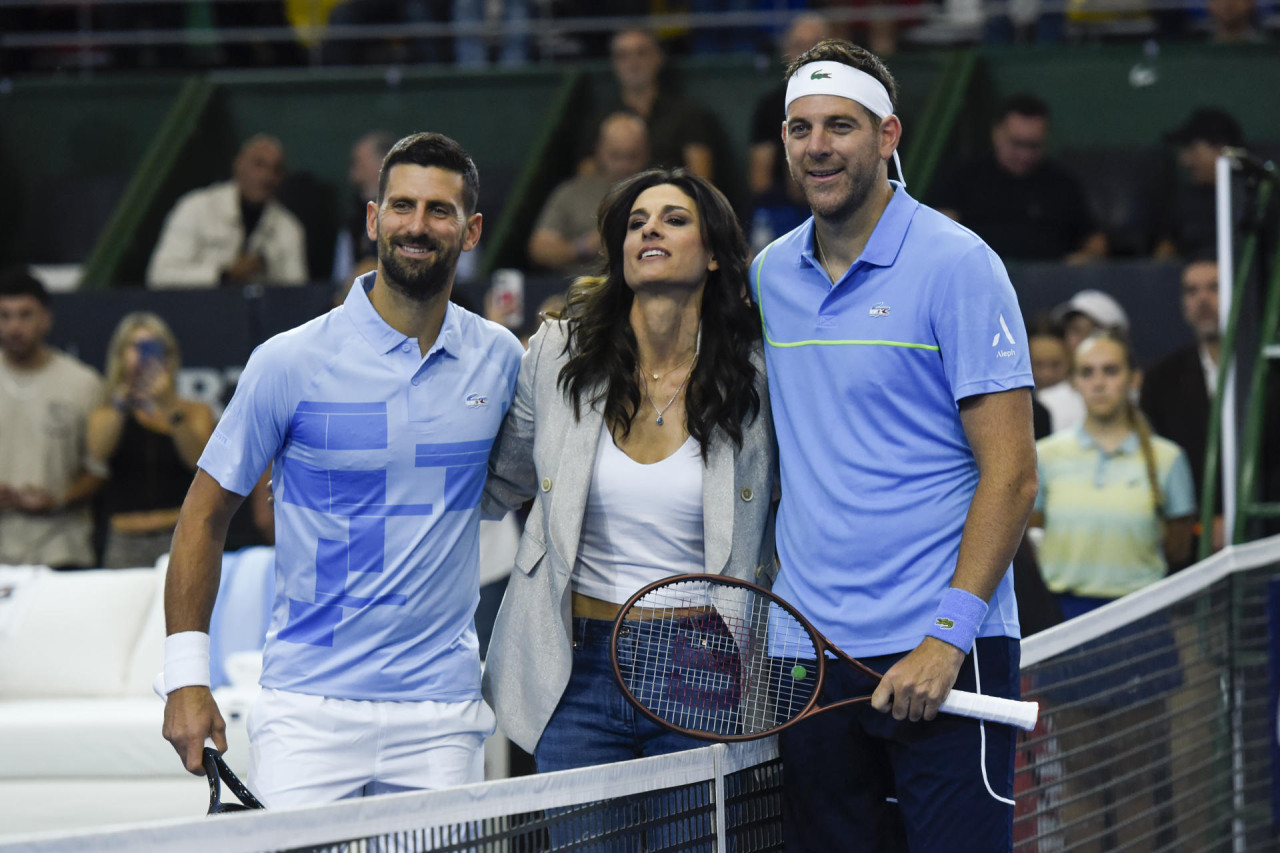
[{"xmin": 199, "ymin": 273, "xmax": 523, "ymax": 701}]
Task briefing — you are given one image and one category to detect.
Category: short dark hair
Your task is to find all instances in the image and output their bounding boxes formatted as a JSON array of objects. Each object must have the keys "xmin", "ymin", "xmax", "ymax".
[
  {"xmin": 783, "ymin": 39, "xmax": 898, "ymax": 124},
  {"xmin": 998, "ymin": 93, "xmax": 1051, "ymax": 124},
  {"xmin": 378, "ymin": 132, "xmax": 480, "ymax": 215},
  {"xmin": 1027, "ymin": 312, "xmax": 1064, "ymax": 339},
  {"xmin": 0, "ymin": 266, "xmax": 49, "ymax": 306}
]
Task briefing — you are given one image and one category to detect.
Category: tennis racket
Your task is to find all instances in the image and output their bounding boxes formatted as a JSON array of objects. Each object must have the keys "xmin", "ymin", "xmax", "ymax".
[
  {"xmin": 610, "ymin": 574, "xmax": 1039, "ymax": 741},
  {"xmin": 153, "ymin": 673, "xmax": 266, "ymax": 814},
  {"xmin": 203, "ymin": 738, "xmax": 265, "ymax": 814}
]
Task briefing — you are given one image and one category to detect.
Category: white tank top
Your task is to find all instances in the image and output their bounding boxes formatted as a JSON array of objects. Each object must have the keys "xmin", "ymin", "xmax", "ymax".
[{"xmin": 571, "ymin": 422, "xmax": 705, "ymax": 604}]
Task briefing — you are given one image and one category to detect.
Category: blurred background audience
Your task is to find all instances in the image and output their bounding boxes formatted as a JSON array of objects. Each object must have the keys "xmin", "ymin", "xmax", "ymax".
[
  {"xmin": 528, "ymin": 112, "xmax": 649, "ymax": 278},
  {"xmin": 86, "ymin": 312, "xmax": 214, "ymax": 569},
  {"xmin": 1, "ymin": 6, "xmax": 1276, "ymax": 624},
  {"xmin": 146, "ymin": 135, "xmax": 309, "ymax": 288},
  {"xmin": 0, "ymin": 269, "xmax": 103, "ymax": 570},
  {"xmin": 932, "ymin": 93, "xmax": 1108, "ymax": 264},
  {"xmin": 578, "ymin": 27, "xmax": 721, "ymax": 181}
]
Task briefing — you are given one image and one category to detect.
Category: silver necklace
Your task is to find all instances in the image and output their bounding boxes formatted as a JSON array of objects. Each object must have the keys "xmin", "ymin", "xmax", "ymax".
[
  {"xmin": 641, "ymin": 360, "xmax": 694, "ymax": 426},
  {"xmin": 638, "ymin": 349, "xmax": 696, "ymax": 382},
  {"xmin": 814, "ymin": 233, "xmax": 836, "ymax": 282}
]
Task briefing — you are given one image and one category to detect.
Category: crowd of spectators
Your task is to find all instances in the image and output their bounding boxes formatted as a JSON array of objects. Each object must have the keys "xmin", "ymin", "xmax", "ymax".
[
  {"xmin": 5, "ymin": 0, "xmax": 1273, "ymax": 74},
  {"xmin": 2, "ymin": 9, "xmax": 1276, "ymax": 644},
  {"xmin": 1, "ymin": 21, "xmax": 1278, "ymax": 850}
]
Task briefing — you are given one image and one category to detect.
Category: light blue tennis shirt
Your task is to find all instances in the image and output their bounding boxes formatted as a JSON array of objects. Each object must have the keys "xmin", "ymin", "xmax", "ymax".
[
  {"xmin": 198, "ymin": 272, "xmax": 523, "ymax": 701},
  {"xmin": 751, "ymin": 184, "xmax": 1031, "ymax": 657}
]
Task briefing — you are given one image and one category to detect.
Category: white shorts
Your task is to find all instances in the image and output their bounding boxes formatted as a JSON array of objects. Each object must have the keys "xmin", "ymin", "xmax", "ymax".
[{"xmin": 246, "ymin": 686, "xmax": 496, "ymax": 809}]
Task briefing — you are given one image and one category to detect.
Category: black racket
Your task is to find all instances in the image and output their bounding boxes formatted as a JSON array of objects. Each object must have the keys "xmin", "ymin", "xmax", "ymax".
[
  {"xmin": 610, "ymin": 574, "xmax": 1039, "ymax": 741},
  {"xmin": 203, "ymin": 738, "xmax": 265, "ymax": 814},
  {"xmin": 154, "ymin": 674, "xmax": 266, "ymax": 815}
]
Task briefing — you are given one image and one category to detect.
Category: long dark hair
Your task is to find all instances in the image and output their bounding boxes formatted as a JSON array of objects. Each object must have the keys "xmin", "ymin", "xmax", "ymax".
[{"xmin": 557, "ymin": 168, "xmax": 761, "ymax": 456}]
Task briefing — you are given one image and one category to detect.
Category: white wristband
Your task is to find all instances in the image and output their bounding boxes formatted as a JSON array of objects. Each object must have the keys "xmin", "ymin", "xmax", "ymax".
[{"xmin": 163, "ymin": 631, "xmax": 211, "ymax": 694}]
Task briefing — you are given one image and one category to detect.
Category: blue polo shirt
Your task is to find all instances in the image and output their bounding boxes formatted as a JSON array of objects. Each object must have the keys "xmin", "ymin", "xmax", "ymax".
[
  {"xmin": 751, "ymin": 184, "xmax": 1031, "ymax": 657},
  {"xmin": 199, "ymin": 273, "xmax": 523, "ymax": 701}
]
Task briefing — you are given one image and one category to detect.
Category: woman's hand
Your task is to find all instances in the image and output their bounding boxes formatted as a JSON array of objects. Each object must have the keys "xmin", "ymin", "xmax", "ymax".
[{"xmin": 129, "ymin": 357, "xmax": 177, "ymax": 415}]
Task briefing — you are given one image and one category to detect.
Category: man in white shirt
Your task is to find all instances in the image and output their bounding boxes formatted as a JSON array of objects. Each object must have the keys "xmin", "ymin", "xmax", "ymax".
[{"xmin": 147, "ymin": 135, "xmax": 308, "ymax": 288}]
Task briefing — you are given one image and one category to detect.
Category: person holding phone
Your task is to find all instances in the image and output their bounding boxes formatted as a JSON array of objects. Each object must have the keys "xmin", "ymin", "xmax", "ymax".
[{"xmin": 87, "ymin": 312, "xmax": 214, "ymax": 568}]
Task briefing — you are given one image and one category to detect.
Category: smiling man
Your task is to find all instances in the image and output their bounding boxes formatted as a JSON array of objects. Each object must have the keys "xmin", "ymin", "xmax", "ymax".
[
  {"xmin": 750, "ymin": 40, "xmax": 1038, "ymax": 851},
  {"xmin": 160, "ymin": 133, "xmax": 523, "ymax": 807}
]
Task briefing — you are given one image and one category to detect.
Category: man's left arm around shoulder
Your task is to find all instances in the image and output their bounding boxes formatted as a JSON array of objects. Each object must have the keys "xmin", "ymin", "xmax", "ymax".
[{"xmin": 871, "ymin": 387, "xmax": 1038, "ymax": 722}]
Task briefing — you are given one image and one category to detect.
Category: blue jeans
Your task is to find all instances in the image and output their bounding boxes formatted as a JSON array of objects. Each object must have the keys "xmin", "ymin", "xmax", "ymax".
[
  {"xmin": 535, "ymin": 617, "xmax": 715, "ymax": 771},
  {"xmin": 535, "ymin": 617, "xmax": 717, "ymax": 852}
]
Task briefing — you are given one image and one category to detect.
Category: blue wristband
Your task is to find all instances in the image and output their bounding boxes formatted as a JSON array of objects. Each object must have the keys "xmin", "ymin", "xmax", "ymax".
[{"xmin": 925, "ymin": 587, "xmax": 988, "ymax": 653}]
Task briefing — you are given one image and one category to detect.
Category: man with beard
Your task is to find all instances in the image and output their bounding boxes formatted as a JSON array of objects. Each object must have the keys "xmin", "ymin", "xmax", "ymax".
[
  {"xmin": 749, "ymin": 40, "xmax": 1037, "ymax": 851},
  {"xmin": 160, "ymin": 133, "xmax": 523, "ymax": 807},
  {"xmin": 1140, "ymin": 259, "xmax": 1223, "ymax": 558},
  {"xmin": 0, "ymin": 268, "xmax": 104, "ymax": 569}
]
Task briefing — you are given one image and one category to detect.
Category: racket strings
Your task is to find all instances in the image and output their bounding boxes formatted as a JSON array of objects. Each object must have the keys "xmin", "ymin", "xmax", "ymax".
[{"xmin": 618, "ymin": 579, "xmax": 820, "ymax": 738}]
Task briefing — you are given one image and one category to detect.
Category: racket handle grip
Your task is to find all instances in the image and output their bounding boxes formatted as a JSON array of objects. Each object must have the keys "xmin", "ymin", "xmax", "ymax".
[{"xmin": 939, "ymin": 689, "xmax": 1039, "ymax": 731}]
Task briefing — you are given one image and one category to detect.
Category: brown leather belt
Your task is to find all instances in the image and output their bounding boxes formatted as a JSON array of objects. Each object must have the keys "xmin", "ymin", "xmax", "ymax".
[{"xmin": 571, "ymin": 591, "xmax": 710, "ymax": 622}]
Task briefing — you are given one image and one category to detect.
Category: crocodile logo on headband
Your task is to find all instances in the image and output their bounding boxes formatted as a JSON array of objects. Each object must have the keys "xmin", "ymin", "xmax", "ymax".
[{"xmin": 810, "ymin": 70, "xmax": 832, "ymax": 80}]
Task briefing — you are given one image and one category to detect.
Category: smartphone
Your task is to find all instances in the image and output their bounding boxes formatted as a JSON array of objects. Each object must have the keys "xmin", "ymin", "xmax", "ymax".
[{"xmin": 136, "ymin": 339, "xmax": 165, "ymax": 364}]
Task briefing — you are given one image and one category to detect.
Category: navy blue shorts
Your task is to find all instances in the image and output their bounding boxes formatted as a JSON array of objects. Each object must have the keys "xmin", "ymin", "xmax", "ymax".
[{"xmin": 778, "ymin": 636, "xmax": 1020, "ymax": 853}]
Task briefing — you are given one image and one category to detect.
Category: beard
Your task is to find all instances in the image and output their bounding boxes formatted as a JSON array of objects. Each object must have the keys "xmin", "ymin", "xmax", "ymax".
[
  {"xmin": 376, "ymin": 229, "xmax": 462, "ymax": 303},
  {"xmin": 787, "ymin": 140, "xmax": 884, "ymax": 224}
]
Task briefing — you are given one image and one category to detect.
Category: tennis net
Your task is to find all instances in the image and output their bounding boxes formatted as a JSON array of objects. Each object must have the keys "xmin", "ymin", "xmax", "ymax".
[
  {"xmin": 1, "ymin": 738, "xmax": 782, "ymax": 852},
  {"xmin": 1015, "ymin": 534, "xmax": 1280, "ymax": 851},
  {"xmin": 7, "ymin": 535, "xmax": 1280, "ymax": 852}
]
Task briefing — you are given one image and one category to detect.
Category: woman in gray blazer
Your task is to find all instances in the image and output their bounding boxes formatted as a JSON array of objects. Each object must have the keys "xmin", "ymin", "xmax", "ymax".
[{"xmin": 482, "ymin": 168, "xmax": 777, "ymax": 772}]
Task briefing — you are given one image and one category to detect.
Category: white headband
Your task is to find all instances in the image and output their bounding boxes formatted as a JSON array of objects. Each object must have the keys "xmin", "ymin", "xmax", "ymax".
[
  {"xmin": 785, "ymin": 61, "xmax": 894, "ymax": 119},
  {"xmin": 783, "ymin": 61, "xmax": 904, "ymax": 186}
]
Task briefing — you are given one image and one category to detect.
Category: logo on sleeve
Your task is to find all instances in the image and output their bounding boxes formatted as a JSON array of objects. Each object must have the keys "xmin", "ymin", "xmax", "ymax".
[
  {"xmin": 465, "ymin": 393, "xmax": 489, "ymax": 408},
  {"xmin": 992, "ymin": 313, "xmax": 1017, "ymax": 357}
]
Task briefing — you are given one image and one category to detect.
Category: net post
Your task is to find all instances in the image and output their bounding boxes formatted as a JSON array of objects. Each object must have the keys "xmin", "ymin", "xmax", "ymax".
[
  {"xmin": 713, "ymin": 743, "xmax": 728, "ymax": 853},
  {"xmin": 1216, "ymin": 153, "xmax": 1238, "ymax": 547}
]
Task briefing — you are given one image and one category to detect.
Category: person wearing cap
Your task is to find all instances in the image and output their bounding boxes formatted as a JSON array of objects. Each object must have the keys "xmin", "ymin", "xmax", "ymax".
[
  {"xmin": 751, "ymin": 39, "xmax": 1037, "ymax": 851},
  {"xmin": 932, "ymin": 93, "xmax": 1107, "ymax": 265},
  {"xmin": 1154, "ymin": 106, "xmax": 1246, "ymax": 260},
  {"xmin": 1038, "ymin": 289, "xmax": 1129, "ymax": 435},
  {"xmin": 1053, "ymin": 288, "xmax": 1130, "ymax": 355}
]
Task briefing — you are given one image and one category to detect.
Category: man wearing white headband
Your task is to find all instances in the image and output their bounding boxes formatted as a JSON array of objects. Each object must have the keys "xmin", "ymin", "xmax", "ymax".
[{"xmin": 750, "ymin": 40, "xmax": 1037, "ymax": 852}]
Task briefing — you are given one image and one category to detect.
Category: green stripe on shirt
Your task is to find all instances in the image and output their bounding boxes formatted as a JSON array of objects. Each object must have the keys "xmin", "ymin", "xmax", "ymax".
[{"xmin": 753, "ymin": 243, "xmax": 941, "ymax": 352}]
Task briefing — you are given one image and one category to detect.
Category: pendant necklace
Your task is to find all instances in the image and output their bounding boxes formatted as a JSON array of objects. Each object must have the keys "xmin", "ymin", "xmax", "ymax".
[
  {"xmin": 643, "ymin": 363, "xmax": 694, "ymax": 426},
  {"xmin": 639, "ymin": 327, "xmax": 701, "ymax": 427}
]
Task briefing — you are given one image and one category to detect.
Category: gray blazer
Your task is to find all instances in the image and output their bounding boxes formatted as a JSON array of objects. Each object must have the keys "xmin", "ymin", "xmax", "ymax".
[{"xmin": 480, "ymin": 321, "xmax": 778, "ymax": 754}]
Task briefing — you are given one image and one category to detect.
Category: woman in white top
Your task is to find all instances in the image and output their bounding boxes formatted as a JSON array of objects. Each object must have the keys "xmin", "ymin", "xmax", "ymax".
[{"xmin": 482, "ymin": 168, "xmax": 777, "ymax": 773}]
